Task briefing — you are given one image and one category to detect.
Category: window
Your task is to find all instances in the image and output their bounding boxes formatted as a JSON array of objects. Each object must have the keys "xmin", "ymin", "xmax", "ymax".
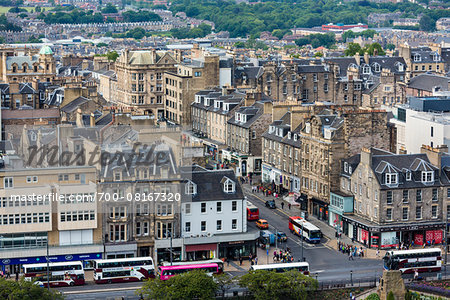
[
  {"xmin": 432, "ymin": 189, "xmax": 438, "ymax": 201},
  {"xmin": 185, "ymin": 203, "xmax": 191, "ymax": 214},
  {"xmin": 416, "ymin": 189, "xmax": 422, "ymax": 202},
  {"xmin": 386, "ymin": 191, "xmax": 393, "ymax": 204},
  {"xmin": 201, "ymin": 203, "xmax": 206, "ymax": 213},
  {"xmin": 422, "ymin": 171, "xmax": 433, "ymax": 183},
  {"xmin": 447, "ymin": 205, "xmax": 450, "ymax": 219},
  {"xmin": 3, "ymin": 177, "xmax": 13, "ymax": 188},
  {"xmin": 217, "ymin": 220, "xmax": 222, "ymax": 231},
  {"xmin": 416, "ymin": 206, "xmax": 422, "ymax": 219},
  {"xmin": 185, "ymin": 181, "xmax": 196, "ymax": 195},
  {"xmin": 403, "ymin": 190, "xmax": 409, "ymax": 203},
  {"xmin": 432, "ymin": 205, "xmax": 438, "ymax": 218},
  {"xmin": 232, "ymin": 219, "xmax": 237, "ymax": 230},
  {"xmin": 224, "ymin": 180, "xmax": 235, "ymax": 193},
  {"xmin": 447, "ymin": 188, "xmax": 450, "ymax": 198},
  {"xmin": 386, "ymin": 208, "xmax": 392, "ymax": 221},
  {"xmin": 201, "ymin": 221, "xmax": 206, "ymax": 232},
  {"xmin": 217, "ymin": 202, "xmax": 222, "ymax": 213},
  {"xmin": 431, "ymin": 126, "xmax": 434, "ymax": 137},
  {"xmin": 232, "ymin": 201, "xmax": 237, "ymax": 212},
  {"xmin": 406, "ymin": 171, "xmax": 411, "ymax": 181},
  {"xmin": 136, "ymin": 222, "xmax": 141, "ymax": 236},
  {"xmin": 402, "ymin": 207, "xmax": 408, "ymax": 220},
  {"xmin": 185, "ymin": 222, "xmax": 191, "ymax": 232},
  {"xmin": 385, "ymin": 173, "xmax": 398, "ymax": 185}
]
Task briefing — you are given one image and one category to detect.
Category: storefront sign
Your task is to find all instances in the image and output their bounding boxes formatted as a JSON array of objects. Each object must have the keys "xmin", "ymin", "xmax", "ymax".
[
  {"xmin": 414, "ymin": 234, "xmax": 423, "ymax": 246},
  {"xmin": 0, "ymin": 253, "xmax": 102, "ymax": 266}
]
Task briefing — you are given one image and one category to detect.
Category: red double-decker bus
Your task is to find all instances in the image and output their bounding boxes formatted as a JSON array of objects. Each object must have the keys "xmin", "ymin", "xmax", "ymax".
[{"xmin": 247, "ymin": 201, "xmax": 259, "ymax": 221}]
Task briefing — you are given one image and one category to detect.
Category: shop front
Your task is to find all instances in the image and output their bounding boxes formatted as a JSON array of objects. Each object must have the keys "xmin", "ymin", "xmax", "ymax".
[
  {"xmin": 218, "ymin": 240, "xmax": 256, "ymax": 260},
  {"xmin": 185, "ymin": 243, "xmax": 217, "ymax": 261},
  {"xmin": 329, "ymin": 191, "xmax": 354, "ymax": 234},
  {"xmin": 310, "ymin": 198, "xmax": 328, "ymax": 222}
]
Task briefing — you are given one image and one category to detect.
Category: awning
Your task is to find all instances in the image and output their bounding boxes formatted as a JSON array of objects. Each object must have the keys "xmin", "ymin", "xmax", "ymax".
[{"xmin": 185, "ymin": 243, "xmax": 217, "ymax": 252}]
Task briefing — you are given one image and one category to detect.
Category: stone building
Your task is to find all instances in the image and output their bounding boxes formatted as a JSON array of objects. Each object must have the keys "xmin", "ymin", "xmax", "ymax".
[
  {"xmin": 114, "ymin": 49, "xmax": 177, "ymax": 118},
  {"xmin": 399, "ymin": 45, "xmax": 446, "ymax": 80},
  {"xmin": 338, "ymin": 147, "xmax": 445, "ymax": 248},
  {"xmin": 0, "ymin": 45, "xmax": 56, "ymax": 84},
  {"xmin": 225, "ymin": 99, "xmax": 272, "ymax": 176},
  {"xmin": 0, "ymin": 81, "xmax": 41, "ymax": 109},
  {"xmin": 164, "ymin": 54, "xmax": 220, "ymax": 125}
]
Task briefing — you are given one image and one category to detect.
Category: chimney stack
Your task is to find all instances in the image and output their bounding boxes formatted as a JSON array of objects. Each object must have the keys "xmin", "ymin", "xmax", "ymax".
[
  {"xmin": 76, "ymin": 108, "xmax": 83, "ymax": 127},
  {"xmin": 90, "ymin": 113, "xmax": 95, "ymax": 127}
]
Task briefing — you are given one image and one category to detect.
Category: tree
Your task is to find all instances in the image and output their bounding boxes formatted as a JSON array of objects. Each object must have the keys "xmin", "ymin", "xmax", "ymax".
[
  {"xmin": 385, "ymin": 43, "xmax": 395, "ymax": 51},
  {"xmin": 387, "ymin": 291, "xmax": 395, "ymax": 300},
  {"xmin": 102, "ymin": 3, "xmax": 118, "ymax": 14},
  {"xmin": 239, "ymin": 270, "xmax": 317, "ymax": 300},
  {"xmin": 365, "ymin": 293, "xmax": 380, "ymax": 300},
  {"xmin": 35, "ymin": 6, "xmax": 41, "ymax": 12},
  {"xmin": 234, "ymin": 41, "xmax": 245, "ymax": 48},
  {"xmin": 106, "ymin": 51, "xmax": 119, "ymax": 62},
  {"xmin": 214, "ymin": 273, "xmax": 233, "ymax": 299},
  {"xmin": 419, "ymin": 14, "xmax": 435, "ymax": 32},
  {"xmin": 0, "ymin": 278, "xmax": 63, "ymax": 299},
  {"xmin": 364, "ymin": 42, "xmax": 385, "ymax": 56},
  {"xmin": 138, "ymin": 270, "xmax": 217, "ymax": 300},
  {"xmin": 345, "ymin": 42, "xmax": 363, "ymax": 56}
]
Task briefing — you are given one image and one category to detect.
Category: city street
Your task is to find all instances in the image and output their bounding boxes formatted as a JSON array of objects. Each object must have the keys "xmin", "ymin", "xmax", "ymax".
[{"xmin": 243, "ymin": 187, "xmax": 385, "ymax": 284}]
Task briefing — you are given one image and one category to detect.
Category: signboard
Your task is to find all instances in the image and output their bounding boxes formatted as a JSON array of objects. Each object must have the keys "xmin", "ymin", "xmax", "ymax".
[
  {"xmin": 0, "ymin": 253, "xmax": 102, "ymax": 266},
  {"xmin": 414, "ymin": 234, "xmax": 423, "ymax": 246}
]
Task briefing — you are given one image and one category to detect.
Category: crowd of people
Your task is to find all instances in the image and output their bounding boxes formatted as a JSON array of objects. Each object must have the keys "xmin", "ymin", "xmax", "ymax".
[
  {"xmin": 338, "ymin": 241, "xmax": 365, "ymax": 260},
  {"xmin": 273, "ymin": 248, "xmax": 294, "ymax": 263}
]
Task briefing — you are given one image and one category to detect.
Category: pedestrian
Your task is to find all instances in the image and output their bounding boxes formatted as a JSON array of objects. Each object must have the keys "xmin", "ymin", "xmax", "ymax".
[
  {"xmin": 239, "ymin": 256, "xmax": 243, "ymax": 266},
  {"xmin": 281, "ymin": 202, "xmax": 284, "ymax": 209},
  {"xmin": 15, "ymin": 272, "xmax": 18, "ymax": 282},
  {"xmin": 255, "ymin": 257, "xmax": 258, "ymax": 265},
  {"xmin": 227, "ymin": 257, "xmax": 230, "ymax": 267},
  {"xmin": 6, "ymin": 270, "xmax": 10, "ymax": 279},
  {"xmin": 288, "ymin": 203, "xmax": 291, "ymax": 210},
  {"xmin": 376, "ymin": 249, "xmax": 380, "ymax": 257},
  {"xmin": 348, "ymin": 251, "xmax": 353, "ymax": 261}
]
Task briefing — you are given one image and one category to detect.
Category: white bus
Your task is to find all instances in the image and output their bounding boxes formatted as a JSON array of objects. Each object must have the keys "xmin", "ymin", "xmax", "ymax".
[
  {"xmin": 383, "ymin": 248, "xmax": 442, "ymax": 274},
  {"xmin": 23, "ymin": 261, "xmax": 85, "ymax": 287},
  {"xmin": 250, "ymin": 262, "xmax": 310, "ymax": 275},
  {"xmin": 93, "ymin": 256, "xmax": 155, "ymax": 284},
  {"xmin": 289, "ymin": 216, "xmax": 321, "ymax": 243}
]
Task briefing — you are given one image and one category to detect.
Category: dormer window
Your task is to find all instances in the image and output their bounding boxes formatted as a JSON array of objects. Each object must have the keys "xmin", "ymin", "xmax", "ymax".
[
  {"xmin": 413, "ymin": 54, "xmax": 421, "ymax": 62},
  {"xmin": 396, "ymin": 62, "xmax": 404, "ymax": 72},
  {"xmin": 267, "ymin": 75, "xmax": 272, "ymax": 82},
  {"xmin": 224, "ymin": 179, "xmax": 235, "ymax": 193},
  {"xmin": 406, "ymin": 171, "xmax": 412, "ymax": 181},
  {"xmin": 293, "ymin": 134, "xmax": 297, "ymax": 141},
  {"xmin": 421, "ymin": 171, "xmax": 433, "ymax": 183},
  {"xmin": 185, "ymin": 180, "xmax": 197, "ymax": 195},
  {"xmin": 373, "ymin": 63, "xmax": 380, "ymax": 73},
  {"xmin": 269, "ymin": 126, "xmax": 274, "ymax": 134},
  {"xmin": 349, "ymin": 166, "xmax": 352, "ymax": 174},
  {"xmin": 288, "ymin": 132, "xmax": 291, "ymax": 139},
  {"xmin": 385, "ymin": 173, "xmax": 398, "ymax": 185},
  {"xmin": 344, "ymin": 162, "xmax": 348, "ymax": 172},
  {"xmin": 362, "ymin": 65, "xmax": 370, "ymax": 74},
  {"xmin": 433, "ymin": 53, "xmax": 440, "ymax": 62}
]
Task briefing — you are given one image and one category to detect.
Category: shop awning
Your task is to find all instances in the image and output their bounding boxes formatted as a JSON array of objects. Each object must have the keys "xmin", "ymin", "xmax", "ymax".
[{"xmin": 186, "ymin": 243, "xmax": 217, "ymax": 252}]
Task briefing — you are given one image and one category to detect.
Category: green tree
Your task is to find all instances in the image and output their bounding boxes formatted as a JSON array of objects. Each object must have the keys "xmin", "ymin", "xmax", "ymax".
[
  {"xmin": 387, "ymin": 291, "xmax": 395, "ymax": 300},
  {"xmin": 102, "ymin": 3, "xmax": 118, "ymax": 14},
  {"xmin": 35, "ymin": 6, "xmax": 41, "ymax": 12},
  {"xmin": 345, "ymin": 42, "xmax": 363, "ymax": 56},
  {"xmin": 419, "ymin": 14, "xmax": 435, "ymax": 32},
  {"xmin": 234, "ymin": 41, "xmax": 246, "ymax": 48},
  {"xmin": 138, "ymin": 270, "xmax": 217, "ymax": 300},
  {"xmin": 363, "ymin": 42, "xmax": 385, "ymax": 56},
  {"xmin": 239, "ymin": 270, "xmax": 317, "ymax": 300},
  {"xmin": 106, "ymin": 51, "xmax": 119, "ymax": 62},
  {"xmin": 0, "ymin": 278, "xmax": 63, "ymax": 299},
  {"xmin": 385, "ymin": 43, "xmax": 395, "ymax": 51},
  {"xmin": 365, "ymin": 293, "xmax": 380, "ymax": 300}
]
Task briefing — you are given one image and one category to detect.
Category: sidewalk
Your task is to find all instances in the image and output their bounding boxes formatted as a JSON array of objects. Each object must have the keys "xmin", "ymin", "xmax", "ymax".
[
  {"xmin": 242, "ymin": 183, "xmax": 384, "ymax": 260},
  {"xmin": 223, "ymin": 247, "xmax": 279, "ymax": 272}
]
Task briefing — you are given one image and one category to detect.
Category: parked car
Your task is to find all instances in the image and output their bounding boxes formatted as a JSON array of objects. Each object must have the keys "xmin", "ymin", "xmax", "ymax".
[
  {"xmin": 260, "ymin": 230, "xmax": 276, "ymax": 245},
  {"xmin": 277, "ymin": 232, "xmax": 287, "ymax": 242},
  {"xmin": 256, "ymin": 219, "xmax": 269, "ymax": 229},
  {"xmin": 265, "ymin": 200, "xmax": 276, "ymax": 209}
]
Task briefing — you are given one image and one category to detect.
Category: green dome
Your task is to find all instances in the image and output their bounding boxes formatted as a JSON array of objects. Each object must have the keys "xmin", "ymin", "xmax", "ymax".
[{"xmin": 39, "ymin": 45, "xmax": 53, "ymax": 55}]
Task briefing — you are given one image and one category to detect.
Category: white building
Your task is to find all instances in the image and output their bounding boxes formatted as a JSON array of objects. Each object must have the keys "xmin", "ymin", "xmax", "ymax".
[{"xmin": 389, "ymin": 97, "xmax": 450, "ymax": 154}]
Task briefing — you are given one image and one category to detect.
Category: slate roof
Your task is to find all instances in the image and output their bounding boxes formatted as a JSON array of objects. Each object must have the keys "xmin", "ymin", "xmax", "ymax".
[
  {"xmin": 6, "ymin": 55, "xmax": 39, "ymax": 70},
  {"xmin": 407, "ymin": 73, "xmax": 450, "ymax": 92},
  {"xmin": 60, "ymin": 96, "xmax": 90, "ymax": 113},
  {"xmin": 181, "ymin": 168, "xmax": 244, "ymax": 202},
  {"xmin": 227, "ymin": 103, "xmax": 264, "ymax": 129},
  {"xmin": 234, "ymin": 66, "xmax": 263, "ymax": 80}
]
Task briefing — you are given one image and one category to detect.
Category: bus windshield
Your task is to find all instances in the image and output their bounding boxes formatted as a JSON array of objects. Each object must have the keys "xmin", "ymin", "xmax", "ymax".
[
  {"xmin": 249, "ymin": 208, "xmax": 258, "ymax": 213},
  {"xmin": 310, "ymin": 231, "xmax": 321, "ymax": 239}
]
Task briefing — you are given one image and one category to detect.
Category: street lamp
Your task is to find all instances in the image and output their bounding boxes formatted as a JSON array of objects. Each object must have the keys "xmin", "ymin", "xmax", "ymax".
[
  {"xmin": 315, "ymin": 273, "xmax": 318, "ymax": 282},
  {"xmin": 350, "ymin": 270, "xmax": 353, "ymax": 286},
  {"xmin": 46, "ymin": 240, "xmax": 50, "ymax": 292}
]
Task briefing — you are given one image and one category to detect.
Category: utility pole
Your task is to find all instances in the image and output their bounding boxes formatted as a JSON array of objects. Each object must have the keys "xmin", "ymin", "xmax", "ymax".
[
  {"xmin": 46, "ymin": 241, "xmax": 50, "ymax": 292},
  {"xmin": 169, "ymin": 231, "xmax": 173, "ymax": 266},
  {"xmin": 301, "ymin": 220, "xmax": 304, "ymax": 261}
]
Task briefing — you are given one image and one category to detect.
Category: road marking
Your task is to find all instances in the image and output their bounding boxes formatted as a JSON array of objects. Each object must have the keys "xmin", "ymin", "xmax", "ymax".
[{"xmin": 62, "ymin": 286, "xmax": 141, "ymax": 295}]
